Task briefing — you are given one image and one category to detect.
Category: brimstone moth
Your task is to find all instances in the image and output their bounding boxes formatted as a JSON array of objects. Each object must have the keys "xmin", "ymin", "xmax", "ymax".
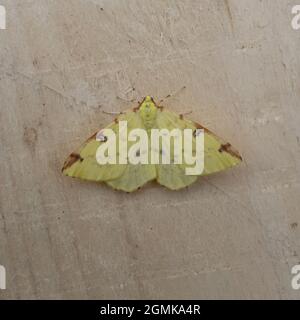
[{"xmin": 62, "ymin": 96, "xmax": 242, "ymax": 192}]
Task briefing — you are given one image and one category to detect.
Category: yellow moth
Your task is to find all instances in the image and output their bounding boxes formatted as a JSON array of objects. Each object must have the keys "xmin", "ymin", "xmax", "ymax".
[{"xmin": 62, "ymin": 96, "xmax": 242, "ymax": 192}]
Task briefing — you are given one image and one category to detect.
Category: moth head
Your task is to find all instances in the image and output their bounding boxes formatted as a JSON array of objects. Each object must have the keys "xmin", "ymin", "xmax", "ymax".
[{"xmin": 139, "ymin": 96, "xmax": 157, "ymax": 124}]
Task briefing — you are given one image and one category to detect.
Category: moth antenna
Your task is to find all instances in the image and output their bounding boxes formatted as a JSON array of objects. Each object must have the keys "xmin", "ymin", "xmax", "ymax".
[
  {"xmin": 116, "ymin": 95, "xmax": 136, "ymax": 103},
  {"xmin": 159, "ymin": 86, "xmax": 186, "ymax": 104}
]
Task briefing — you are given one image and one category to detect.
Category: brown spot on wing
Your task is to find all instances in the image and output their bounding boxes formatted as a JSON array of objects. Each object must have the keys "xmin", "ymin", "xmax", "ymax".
[
  {"xmin": 62, "ymin": 153, "xmax": 83, "ymax": 172},
  {"xmin": 218, "ymin": 143, "xmax": 242, "ymax": 161}
]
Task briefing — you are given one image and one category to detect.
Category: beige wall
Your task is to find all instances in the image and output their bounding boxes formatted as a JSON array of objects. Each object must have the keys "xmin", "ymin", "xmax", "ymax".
[{"xmin": 0, "ymin": 0, "xmax": 300, "ymax": 299}]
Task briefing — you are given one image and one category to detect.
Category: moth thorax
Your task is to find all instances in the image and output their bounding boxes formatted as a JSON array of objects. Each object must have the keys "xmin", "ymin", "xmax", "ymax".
[{"xmin": 139, "ymin": 100, "xmax": 157, "ymax": 129}]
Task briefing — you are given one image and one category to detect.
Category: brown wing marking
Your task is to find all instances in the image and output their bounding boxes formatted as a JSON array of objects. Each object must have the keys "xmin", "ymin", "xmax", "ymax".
[
  {"xmin": 62, "ymin": 153, "xmax": 83, "ymax": 172},
  {"xmin": 218, "ymin": 143, "xmax": 242, "ymax": 161},
  {"xmin": 193, "ymin": 120, "xmax": 242, "ymax": 161}
]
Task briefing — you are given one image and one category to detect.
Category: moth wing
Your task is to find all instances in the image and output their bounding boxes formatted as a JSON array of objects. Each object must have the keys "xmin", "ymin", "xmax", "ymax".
[
  {"xmin": 199, "ymin": 125, "xmax": 242, "ymax": 175},
  {"xmin": 62, "ymin": 111, "xmax": 138, "ymax": 182},
  {"xmin": 105, "ymin": 164, "xmax": 156, "ymax": 192},
  {"xmin": 105, "ymin": 113, "xmax": 156, "ymax": 192},
  {"xmin": 154, "ymin": 109, "xmax": 242, "ymax": 190}
]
